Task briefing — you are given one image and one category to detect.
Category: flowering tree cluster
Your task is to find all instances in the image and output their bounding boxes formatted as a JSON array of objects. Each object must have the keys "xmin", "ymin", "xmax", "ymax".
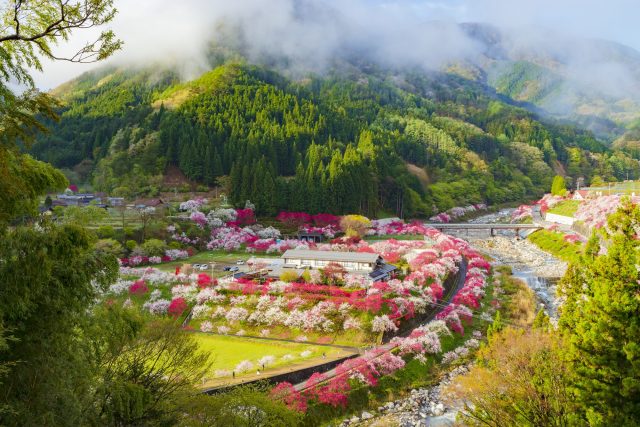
[
  {"xmin": 269, "ymin": 235, "xmax": 491, "ymax": 411},
  {"xmin": 537, "ymin": 194, "xmax": 565, "ymax": 215},
  {"xmin": 430, "ymin": 204, "xmax": 488, "ymax": 223},
  {"xmin": 511, "ymin": 205, "xmax": 533, "ymax": 223},
  {"xmin": 573, "ymin": 195, "xmax": 640, "ymax": 229},
  {"xmin": 109, "ymin": 217, "xmax": 493, "ymax": 413}
]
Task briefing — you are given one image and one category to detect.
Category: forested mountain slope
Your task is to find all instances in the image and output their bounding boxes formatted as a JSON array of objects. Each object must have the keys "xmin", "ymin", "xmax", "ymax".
[
  {"xmin": 32, "ymin": 59, "xmax": 638, "ymax": 217},
  {"xmin": 456, "ymin": 23, "xmax": 640, "ymax": 142}
]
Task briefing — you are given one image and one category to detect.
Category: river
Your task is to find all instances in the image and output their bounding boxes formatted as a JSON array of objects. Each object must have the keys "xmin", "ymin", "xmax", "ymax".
[
  {"xmin": 464, "ymin": 208, "xmax": 565, "ymax": 321},
  {"xmin": 359, "ymin": 210, "xmax": 567, "ymax": 427}
]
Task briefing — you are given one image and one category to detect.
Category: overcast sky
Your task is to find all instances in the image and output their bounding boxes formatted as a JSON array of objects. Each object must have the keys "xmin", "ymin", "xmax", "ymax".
[{"xmin": 31, "ymin": 0, "xmax": 640, "ymax": 90}]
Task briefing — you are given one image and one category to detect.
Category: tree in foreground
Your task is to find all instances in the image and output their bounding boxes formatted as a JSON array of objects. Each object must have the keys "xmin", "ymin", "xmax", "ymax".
[
  {"xmin": 443, "ymin": 327, "xmax": 580, "ymax": 426},
  {"xmin": 559, "ymin": 200, "xmax": 640, "ymax": 426},
  {"xmin": 0, "ymin": 1, "xmax": 121, "ymax": 424},
  {"xmin": 0, "ymin": 223, "xmax": 118, "ymax": 425},
  {"xmin": 90, "ymin": 309, "xmax": 212, "ymax": 426},
  {"xmin": 179, "ymin": 384, "xmax": 302, "ymax": 427}
]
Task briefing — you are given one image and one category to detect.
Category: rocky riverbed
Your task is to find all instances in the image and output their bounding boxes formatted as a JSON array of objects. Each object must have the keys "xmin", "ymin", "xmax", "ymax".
[
  {"xmin": 341, "ymin": 365, "xmax": 471, "ymax": 427},
  {"xmin": 468, "ymin": 235, "xmax": 567, "ymax": 279}
]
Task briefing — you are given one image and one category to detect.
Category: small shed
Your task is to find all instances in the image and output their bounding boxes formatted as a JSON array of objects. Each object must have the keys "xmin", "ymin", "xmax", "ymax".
[{"xmin": 297, "ymin": 231, "xmax": 325, "ymax": 243}]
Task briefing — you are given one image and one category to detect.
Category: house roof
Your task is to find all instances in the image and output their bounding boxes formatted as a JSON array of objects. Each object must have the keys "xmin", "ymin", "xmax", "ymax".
[
  {"xmin": 281, "ymin": 249, "xmax": 380, "ymax": 263},
  {"xmin": 369, "ymin": 264, "xmax": 397, "ymax": 281}
]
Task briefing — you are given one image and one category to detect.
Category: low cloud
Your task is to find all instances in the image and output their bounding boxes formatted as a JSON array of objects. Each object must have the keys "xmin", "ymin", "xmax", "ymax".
[{"xmin": 30, "ymin": 0, "xmax": 640, "ymax": 111}]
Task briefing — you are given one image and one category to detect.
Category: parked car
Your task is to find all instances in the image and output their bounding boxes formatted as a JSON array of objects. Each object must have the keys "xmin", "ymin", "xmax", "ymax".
[
  {"xmin": 229, "ymin": 266, "xmax": 240, "ymax": 272},
  {"xmin": 199, "ymin": 264, "xmax": 209, "ymax": 271},
  {"xmin": 223, "ymin": 266, "xmax": 231, "ymax": 271},
  {"xmin": 236, "ymin": 260, "xmax": 245, "ymax": 265},
  {"xmin": 192, "ymin": 264, "xmax": 201, "ymax": 269}
]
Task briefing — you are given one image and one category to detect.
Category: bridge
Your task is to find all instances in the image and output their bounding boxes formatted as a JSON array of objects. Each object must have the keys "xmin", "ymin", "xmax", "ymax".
[{"xmin": 427, "ymin": 222, "xmax": 543, "ymax": 238}]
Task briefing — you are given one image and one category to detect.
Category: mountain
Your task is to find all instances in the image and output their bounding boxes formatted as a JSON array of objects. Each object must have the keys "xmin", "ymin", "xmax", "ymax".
[
  {"xmin": 456, "ymin": 23, "xmax": 640, "ymax": 141},
  {"xmin": 31, "ymin": 49, "xmax": 639, "ymax": 218}
]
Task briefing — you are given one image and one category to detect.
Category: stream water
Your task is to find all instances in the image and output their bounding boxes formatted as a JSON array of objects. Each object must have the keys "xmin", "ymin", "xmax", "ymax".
[
  {"xmin": 460, "ymin": 208, "xmax": 564, "ymax": 321},
  {"xmin": 362, "ymin": 210, "xmax": 567, "ymax": 427}
]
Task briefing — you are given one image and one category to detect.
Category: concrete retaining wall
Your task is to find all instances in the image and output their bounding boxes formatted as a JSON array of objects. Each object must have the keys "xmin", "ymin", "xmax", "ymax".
[
  {"xmin": 204, "ymin": 353, "xmax": 358, "ymax": 395},
  {"xmin": 544, "ymin": 212, "xmax": 575, "ymax": 226}
]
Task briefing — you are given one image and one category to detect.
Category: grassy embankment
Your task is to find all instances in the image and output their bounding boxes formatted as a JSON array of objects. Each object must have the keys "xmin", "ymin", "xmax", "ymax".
[
  {"xmin": 547, "ymin": 200, "xmax": 581, "ymax": 217},
  {"xmin": 528, "ymin": 230, "xmax": 583, "ymax": 264}
]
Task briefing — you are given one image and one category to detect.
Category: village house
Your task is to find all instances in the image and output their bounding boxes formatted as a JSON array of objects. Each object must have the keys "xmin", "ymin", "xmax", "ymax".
[{"xmin": 280, "ymin": 249, "xmax": 397, "ymax": 281}]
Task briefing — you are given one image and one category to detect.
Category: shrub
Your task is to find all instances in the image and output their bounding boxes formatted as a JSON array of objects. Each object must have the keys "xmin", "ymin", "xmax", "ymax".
[
  {"xmin": 125, "ymin": 240, "xmax": 138, "ymax": 252},
  {"xmin": 95, "ymin": 239, "xmax": 125, "ymax": 257},
  {"xmin": 97, "ymin": 225, "xmax": 115, "ymax": 239},
  {"xmin": 142, "ymin": 238, "xmax": 168, "ymax": 257},
  {"xmin": 280, "ymin": 270, "xmax": 301, "ymax": 283}
]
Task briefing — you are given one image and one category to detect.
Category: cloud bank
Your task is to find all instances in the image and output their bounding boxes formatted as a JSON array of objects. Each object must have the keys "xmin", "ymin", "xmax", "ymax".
[{"xmin": 31, "ymin": 0, "xmax": 640, "ymax": 111}]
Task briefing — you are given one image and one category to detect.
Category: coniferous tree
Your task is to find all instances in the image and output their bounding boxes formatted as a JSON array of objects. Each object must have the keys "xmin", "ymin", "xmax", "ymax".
[{"xmin": 559, "ymin": 201, "xmax": 640, "ymax": 426}]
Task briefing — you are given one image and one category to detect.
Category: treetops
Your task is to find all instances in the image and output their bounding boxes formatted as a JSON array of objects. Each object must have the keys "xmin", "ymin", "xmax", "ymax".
[{"xmin": 31, "ymin": 61, "xmax": 639, "ymax": 218}]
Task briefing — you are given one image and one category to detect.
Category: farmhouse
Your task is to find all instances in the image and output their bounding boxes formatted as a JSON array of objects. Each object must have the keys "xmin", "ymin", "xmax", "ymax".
[
  {"xmin": 282, "ymin": 249, "xmax": 380, "ymax": 271},
  {"xmin": 281, "ymin": 249, "xmax": 397, "ymax": 281}
]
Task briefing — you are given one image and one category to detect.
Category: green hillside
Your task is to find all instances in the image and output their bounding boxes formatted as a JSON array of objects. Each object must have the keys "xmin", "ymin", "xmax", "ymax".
[{"xmin": 31, "ymin": 60, "xmax": 638, "ymax": 216}]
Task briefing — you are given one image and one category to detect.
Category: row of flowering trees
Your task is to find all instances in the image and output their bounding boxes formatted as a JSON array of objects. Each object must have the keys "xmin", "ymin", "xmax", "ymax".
[
  {"xmin": 109, "ymin": 214, "xmax": 492, "ymax": 412},
  {"xmin": 268, "ymin": 237, "xmax": 491, "ymax": 412},
  {"xmin": 429, "ymin": 204, "xmax": 488, "ymax": 223},
  {"xmin": 119, "ymin": 248, "xmax": 191, "ymax": 267}
]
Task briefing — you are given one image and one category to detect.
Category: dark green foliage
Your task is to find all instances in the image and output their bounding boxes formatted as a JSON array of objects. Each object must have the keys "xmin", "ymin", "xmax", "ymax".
[
  {"xmin": 31, "ymin": 62, "xmax": 636, "ymax": 216},
  {"xmin": 179, "ymin": 384, "xmax": 302, "ymax": 427},
  {"xmin": 559, "ymin": 201, "xmax": 640, "ymax": 425},
  {"xmin": 0, "ymin": 224, "xmax": 118, "ymax": 426}
]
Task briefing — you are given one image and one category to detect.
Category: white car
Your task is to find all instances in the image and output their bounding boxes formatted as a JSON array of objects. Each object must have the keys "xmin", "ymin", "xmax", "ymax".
[
  {"xmin": 199, "ymin": 264, "xmax": 209, "ymax": 271},
  {"xmin": 236, "ymin": 260, "xmax": 245, "ymax": 265}
]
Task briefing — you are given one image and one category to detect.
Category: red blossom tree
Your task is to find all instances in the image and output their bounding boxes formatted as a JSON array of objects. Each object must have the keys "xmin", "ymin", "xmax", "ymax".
[
  {"xmin": 196, "ymin": 273, "xmax": 213, "ymax": 288},
  {"xmin": 276, "ymin": 211, "xmax": 312, "ymax": 228},
  {"xmin": 270, "ymin": 382, "xmax": 308, "ymax": 413},
  {"xmin": 128, "ymin": 280, "xmax": 149, "ymax": 295},
  {"xmin": 168, "ymin": 297, "xmax": 188, "ymax": 318},
  {"xmin": 235, "ymin": 208, "xmax": 256, "ymax": 226},
  {"xmin": 312, "ymin": 213, "xmax": 340, "ymax": 227}
]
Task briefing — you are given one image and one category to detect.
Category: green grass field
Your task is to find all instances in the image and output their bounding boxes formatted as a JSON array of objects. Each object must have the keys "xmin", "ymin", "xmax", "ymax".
[
  {"xmin": 547, "ymin": 200, "xmax": 581, "ymax": 217},
  {"xmin": 193, "ymin": 333, "xmax": 342, "ymax": 377}
]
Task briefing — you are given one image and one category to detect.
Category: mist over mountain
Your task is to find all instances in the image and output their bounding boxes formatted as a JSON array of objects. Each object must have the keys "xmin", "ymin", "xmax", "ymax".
[{"xmin": 29, "ymin": 0, "xmax": 640, "ymax": 217}]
